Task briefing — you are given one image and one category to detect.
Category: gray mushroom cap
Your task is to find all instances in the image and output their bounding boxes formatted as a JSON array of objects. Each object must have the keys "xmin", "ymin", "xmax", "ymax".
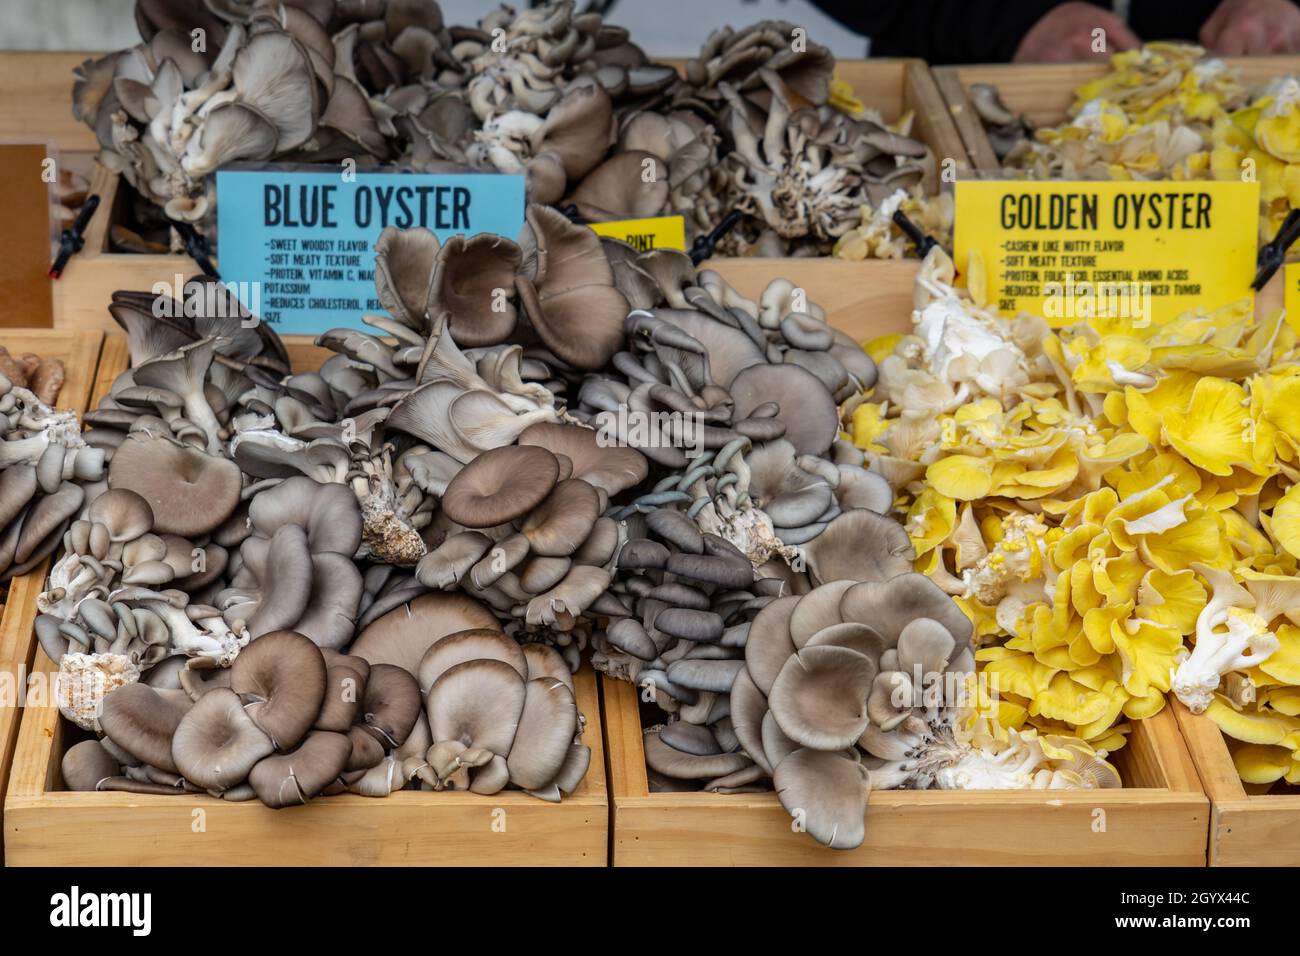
[
  {"xmin": 773, "ymin": 747, "xmax": 871, "ymax": 850},
  {"xmin": 108, "ymin": 434, "xmax": 241, "ymax": 537},
  {"xmin": 506, "ymin": 676, "xmax": 578, "ymax": 791},
  {"xmin": 61, "ymin": 739, "xmax": 121, "ymax": 791},
  {"xmin": 426, "ymin": 658, "xmax": 526, "ymax": 756},
  {"xmin": 767, "ymin": 644, "xmax": 876, "ymax": 751}
]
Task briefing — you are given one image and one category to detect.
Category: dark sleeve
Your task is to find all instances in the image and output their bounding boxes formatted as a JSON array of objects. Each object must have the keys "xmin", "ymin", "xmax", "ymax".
[
  {"xmin": 809, "ymin": 0, "xmax": 1082, "ymax": 63},
  {"xmin": 1125, "ymin": 0, "xmax": 1251, "ymax": 42}
]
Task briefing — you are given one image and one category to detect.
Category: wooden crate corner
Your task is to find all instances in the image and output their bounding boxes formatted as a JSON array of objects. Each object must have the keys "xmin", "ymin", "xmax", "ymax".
[{"xmin": 1172, "ymin": 701, "xmax": 1300, "ymax": 867}]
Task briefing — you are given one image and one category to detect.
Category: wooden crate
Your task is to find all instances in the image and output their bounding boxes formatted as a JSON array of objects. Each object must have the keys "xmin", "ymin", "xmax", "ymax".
[
  {"xmin": 0, "ymin": 329, "xmax": 104, "ymax": 858},
  {"xmin": 933, "ymin": 56, "xmax": 1300, "ymax": 172},
  {"xmin": 1173, "ymin": 701, "xmax": 1300, "ymax": 867},
  {"xmin": 53, "ymin": 58, "xmax": 964, "ymax": 337},
  {"xmin": 3, "ymin": 333, "xmax": 607, "ymax": 866},
  {"xmin": 603, "ymin": 675, "xmax": 1209, "ymax": 867}
]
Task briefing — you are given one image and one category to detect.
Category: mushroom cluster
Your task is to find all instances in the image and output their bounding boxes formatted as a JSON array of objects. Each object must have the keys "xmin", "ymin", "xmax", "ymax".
[
  {"xmin": 0, "ymin": 348, "xmax": 66, "ymax": 406},
  {"xmin": 74, "ymin": 0, "xmax": 938, "ymax": 258},
  {"xmin": 1, "ymin": 369, "xmax": 102, "ymax": 585},
  {"xmin": 67, "ymin": 615, "xmax": 586, "ymax": 805},
  {"xmin": 28, "ymin": 213, "xmax": 613, "ymax": 807},
  {"xmin": 30, "ymin": 202, "xmax": 1132, "ymax": 837}
]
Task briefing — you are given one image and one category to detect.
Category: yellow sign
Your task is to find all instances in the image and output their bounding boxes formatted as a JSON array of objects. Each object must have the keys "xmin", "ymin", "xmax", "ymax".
[
  {"xmin": 953, "ymin": 180, "xmax": 1259, "ymax": 327},
  {"xmin": 588, "ymin": 215, "xmax": 686, "ymax": 252},
  {"xmin": 1285, "ymin": 262, "xmax": 1300, "ymax": 334}
]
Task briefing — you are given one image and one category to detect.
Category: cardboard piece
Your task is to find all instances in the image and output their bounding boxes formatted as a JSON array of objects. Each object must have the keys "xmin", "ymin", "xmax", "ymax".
[{"xmin": 0, "ymin": 143, "xmax": 55, "ymax": 329}]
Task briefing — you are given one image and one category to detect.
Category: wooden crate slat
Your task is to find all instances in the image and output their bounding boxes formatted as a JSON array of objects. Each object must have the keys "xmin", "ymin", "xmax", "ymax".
[
  {"xmin": 0, "ymin": 52, "xmax": 99, "ymax": 154},
  {"xmin": 604, "ymin": 676, "xmax": 1208, "ymax": 866}
]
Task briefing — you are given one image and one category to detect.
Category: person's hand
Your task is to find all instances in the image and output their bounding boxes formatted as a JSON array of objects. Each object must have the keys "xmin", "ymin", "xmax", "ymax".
[
  {"xmin": 1013, "ymin": 2, "xmax": 1140, "ymax": 62},
  {"xmin": 1200, "ymin": 0, "xmax": 1300, "ymax": 54}
]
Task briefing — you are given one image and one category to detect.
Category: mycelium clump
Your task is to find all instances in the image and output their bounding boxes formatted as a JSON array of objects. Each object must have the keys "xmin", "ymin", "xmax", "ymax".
[{"xmin": 74, "ymin": 0, "xmax": 940, "ymax": 259}]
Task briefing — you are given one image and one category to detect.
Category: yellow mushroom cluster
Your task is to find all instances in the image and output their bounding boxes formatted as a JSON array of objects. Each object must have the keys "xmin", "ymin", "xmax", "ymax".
[
  {"xmin": 998, "ymin": 42, "xmax": 1300, "ymax": 242},
  {"xmin": 832, "ymin": 189, "xmax": 954, "ymax": 261},
  {"xmin": 844, "ymin": 248, "xmax": 1300, "ymax": 786}
]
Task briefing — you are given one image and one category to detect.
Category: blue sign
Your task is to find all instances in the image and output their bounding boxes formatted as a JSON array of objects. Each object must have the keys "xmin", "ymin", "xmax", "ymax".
[{"xmin": 215, "ymin": 167, "xmax": 526, "ymax": 334}]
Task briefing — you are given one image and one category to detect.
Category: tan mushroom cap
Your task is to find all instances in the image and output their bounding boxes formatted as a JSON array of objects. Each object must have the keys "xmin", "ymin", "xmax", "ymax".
[
  {"xmin": 315, "ymin": 660, "xmax": 367, "ymax": 733},
  {"xmin": 518, "ymin": 422, "xmax": 648, "ymax": 496},
  {"xmin": 426, "ymin": 658, "xmax": 527, "ymax": 757},
  {"xmin": 430, "ymin": 234, "xmax": 523, "ymax": 347},
  {"xmin": 520, "ymin": 642, "xmax": 574, "ymax": 691},
  {"xmin": 417, "ymin": 628, "xmax": 528, "ymax": 692},
  {"xmin": 360, "ymin": 663, "xmax": 422, "ymax": 748},
  {"xmin": 249, "ymin": 730, "xmax": 352, "ymax": 808},
  {"xmin": 350, "ymin": 592, "xmax": 502, "ymax": 675},
  {"xmin": 514, "ymin": 205, "xmax": 629, "ymax": 370},
  {"xmin": 87, "ymin": 488, "xmax": 154, "ymax": 542},
  {"xmin": 440, "ymin": 444, "xmax": 560, "ymax": 528},
  {"xmin": 374, "ymin": 225, "xmax": 439, "ymax": 329},
  {"xmin": 521, "ymin": 478, "xmax": 600, "ymax": 556},
  {"xmin": 172, "ymin": 687, "xmax": 275, "ymax": 791},
  {"xmin": 108, "ymin": 433, "xmax": 241, "ymax": 537},
  {"xmin": 567, "ymin": 150, "xmax": 670, "ymax": 221}
]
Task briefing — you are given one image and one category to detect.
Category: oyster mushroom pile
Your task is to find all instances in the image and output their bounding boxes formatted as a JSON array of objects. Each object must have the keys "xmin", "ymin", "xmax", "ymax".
[
  {"xmin": 0, "ymin": 370, "xmax": 103, "ymax": 585},
  {"xmin": 74, "ymin": 0, "xmax": 937, "ymax": 258},
  {"xmin": 31, "ymin": 265, "xmax": 592, "ymax": 809},
  {"xmin": 66, "ymin": 610, "xmax": 586, "ymax": 805}
]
